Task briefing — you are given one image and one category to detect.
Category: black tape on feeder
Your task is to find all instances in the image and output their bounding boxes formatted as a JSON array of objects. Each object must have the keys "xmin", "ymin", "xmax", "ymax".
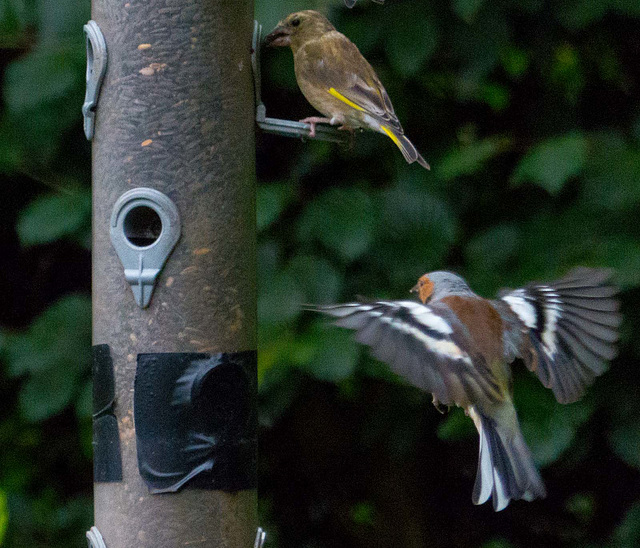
[
  {"xmin": 134, "ymin": 351, "xmax": 257, "ymax": 494},
  {"xmin": 92, "ymin": 344, "xmax": 123, "ymax": 482}
]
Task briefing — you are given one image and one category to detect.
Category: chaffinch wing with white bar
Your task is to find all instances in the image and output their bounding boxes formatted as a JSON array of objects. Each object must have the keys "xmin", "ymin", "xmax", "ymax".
[
  {"xmin": 309, "ymin": 268, "xmax": 620, "ymax": 511},
  {"xmin": 497, "ymin": 267, "xmax": 621, "ymax": 404}
]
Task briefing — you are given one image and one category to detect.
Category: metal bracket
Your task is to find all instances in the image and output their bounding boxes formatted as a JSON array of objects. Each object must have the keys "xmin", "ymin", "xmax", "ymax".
[
  {"xmin": 83, "ymin": 20, "xmax": 108, "ymax": 140},
  {"xmin": 86, "ymin": 526, "xmax": 107, "ymax": 548},
  {"xmin": 110, "ymin": 188, "xmax": 181, "ymax": 308},
  {"xmin": 254, "ymin": 527, "xmax": 266, "ymax": 548},
  {"xmin": 251, "ymin": 20, "xmax": 349, "ymax": 144}
]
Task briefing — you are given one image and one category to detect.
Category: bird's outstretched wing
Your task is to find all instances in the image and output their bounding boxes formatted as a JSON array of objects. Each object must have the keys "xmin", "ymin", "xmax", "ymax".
[
  {"xmin": 297, "ymin": 31, "xmax": 402, "ymax": 131},
  {"xmin": 498, "ymin": 267, "xmax": 621, "ymax": 404},
  {"xmin": 309, "ymin": 300, "xmax": 504, "ymax": 408}
]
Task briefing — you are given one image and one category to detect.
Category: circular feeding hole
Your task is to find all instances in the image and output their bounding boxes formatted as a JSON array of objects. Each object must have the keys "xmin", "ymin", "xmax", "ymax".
[{"xmin": 123, "ymin": 205, "xmax": 162, "ymax": 247}]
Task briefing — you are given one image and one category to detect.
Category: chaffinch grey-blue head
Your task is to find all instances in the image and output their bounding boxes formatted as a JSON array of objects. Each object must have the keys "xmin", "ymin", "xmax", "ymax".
[{"xmin": 310, "ymin": 267, "xmax": 621, "ymax": 511}]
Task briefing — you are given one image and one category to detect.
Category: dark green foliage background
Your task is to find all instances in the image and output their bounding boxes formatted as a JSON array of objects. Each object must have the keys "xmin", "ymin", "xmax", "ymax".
[{"xmin": 1, "ymin": 0, "xmax": 640, "ymax": 546}]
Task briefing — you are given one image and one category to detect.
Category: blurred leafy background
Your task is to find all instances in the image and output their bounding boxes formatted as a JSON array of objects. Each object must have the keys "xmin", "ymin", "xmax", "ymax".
[{"xmin": 1, "ymin": 0, "xmax": 640, "ymax": 545}]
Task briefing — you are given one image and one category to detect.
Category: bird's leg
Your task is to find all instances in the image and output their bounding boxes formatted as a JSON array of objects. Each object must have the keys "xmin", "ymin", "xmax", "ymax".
[
  {"xmin": 299, "ymin": 116, "xmax": 333, "ymax": 138},
  {"xmin": 337, "ymin": 124, "xmax": 356, "ymax": 148},
  {"xmin": 432, "ymin": 396, "xmax": 448, "ymax": 414}
]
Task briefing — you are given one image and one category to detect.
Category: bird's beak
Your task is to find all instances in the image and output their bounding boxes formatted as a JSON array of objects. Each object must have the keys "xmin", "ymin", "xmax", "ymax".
[{"xmin": 265, "ymin": 26, "xmax": 291, "ymax": 47}]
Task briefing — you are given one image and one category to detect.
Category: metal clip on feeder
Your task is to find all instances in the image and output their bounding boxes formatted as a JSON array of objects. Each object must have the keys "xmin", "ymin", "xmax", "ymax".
[
  {"xmin": 83, "ymin": 20, "xmax": 108, "ymax": 140},
  {"xmin": 251, "ymin": 21, "xmax": 350, "ymax": 145}
]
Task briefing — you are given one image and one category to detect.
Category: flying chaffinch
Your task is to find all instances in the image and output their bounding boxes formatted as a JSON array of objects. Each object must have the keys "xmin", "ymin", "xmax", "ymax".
[
  {"xmin": 264, "ymin": 10, "xmax": 429, "ymax": 170},
  {"xmin": 309, "ymin": 267, "xmax": 621, "ymax": 510}
]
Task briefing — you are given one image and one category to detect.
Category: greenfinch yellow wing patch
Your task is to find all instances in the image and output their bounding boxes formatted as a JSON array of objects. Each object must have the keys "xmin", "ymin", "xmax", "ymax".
[{"xmin": 328, "ymin": 87, "xmax": 366, "ymax": 112}]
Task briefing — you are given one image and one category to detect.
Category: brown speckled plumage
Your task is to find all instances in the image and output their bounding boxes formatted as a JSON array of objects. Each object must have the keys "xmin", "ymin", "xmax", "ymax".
[{"xmin": 265, "ymin": 10, "xmax": 429, "ymax": 169}]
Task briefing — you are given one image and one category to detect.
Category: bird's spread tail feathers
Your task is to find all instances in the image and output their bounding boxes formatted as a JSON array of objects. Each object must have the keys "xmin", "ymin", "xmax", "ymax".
[
  {"xmin": 469, "ymin": 406, "xmax": 546, "ymax": 511},
  {"xmin": 380, "ymin": 125, "xmax": 430, "ymax": 170}
]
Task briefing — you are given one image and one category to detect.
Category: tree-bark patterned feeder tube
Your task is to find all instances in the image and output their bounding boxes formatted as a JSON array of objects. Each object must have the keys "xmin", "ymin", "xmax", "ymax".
[{"xmin": 89, "ymin": 0, "xmax": 257, "ymax": 546}]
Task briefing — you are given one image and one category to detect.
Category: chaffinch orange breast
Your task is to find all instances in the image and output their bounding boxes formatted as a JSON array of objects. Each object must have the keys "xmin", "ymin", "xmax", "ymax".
[
  {"xmin": 310, "ymin": 267, "xmax": 621, "ymax": 510},
  {"xmin": 265, "ymin": 10, "xmax": 429, "ymax": 169}
]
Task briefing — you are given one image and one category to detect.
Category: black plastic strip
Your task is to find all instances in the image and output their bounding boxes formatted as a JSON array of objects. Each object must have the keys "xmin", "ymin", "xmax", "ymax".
[
  {"xmin": 92, "ymin": 344, "xmax": 123, "ymax": 482},
  {"xmin": 134, "ymin": 351, "xmax": 257, "ymax": 493}
]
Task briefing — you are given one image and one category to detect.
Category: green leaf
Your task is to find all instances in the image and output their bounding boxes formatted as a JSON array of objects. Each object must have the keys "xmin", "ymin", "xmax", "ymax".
[
  {"xmin": 2, "ymin": 38, "xmax": 87, "ymax": 169},
  {"xmin": 5, "ymin": 294, "xmax": 91, "ymax": 377},
  {"xmin": 609, "ymin": 420, "xmax": 640, "ymax": 470},
  {"xmin": 599, "ymin": 238, "xmax": 640, "ymax": 289},
  {"xmin": 438, "ymin": 136, "xmax": 511, "ymax": 180},
  {"xmin": 257, "ymin": 183, "xmax": 293, "ymax": 232},
  {"xmin": 549, "ymin": 44, "xmax": 584, "ymax": 103},
  {"xmin": 17, "ymin": 189, "xmax": 91, "ymax": 247},
  {"xmin": 501, "ymin": 47, "xmax": 530, "ymax": 79},
  {"xmin": 370, "ymin": 188, "xmax": 457, "ymax": 287},
  {"xmin": 18, "ymin": 366, "xmax": 80, "ymax": 422},
  {"xmin": 581, "ymin": 134, "xmax": 640, "ymax": 211},
  {"xmin": 5, "ymin": 295, "xmax": 91, "ymax": 421},
  {"xmin": 286, "ymin": 255, "xmax": 342, "ymax": 304},
  {"xmin": 465, "ymin": 224, "xmax": 522, "ymax": 293},
  {"xmin": 350, "ymin": 501, "xmax": 375, "ymax": 525},
  {"xmin": 452, "ymin": 0, "xmax": 486, "ymax": 23},
  {"xmin": 38, "ymin": 0, "xmax": 90, "ymax": 43},
  {"xmin": 496, "ymin": 205, "xmax": 640, "ymax": 290},
  {"xmin": 0, "ymin": 490, "xmax": 7, "ymax": 545},
  {"xmin": 512, "ymin": 0, "xmax": 544, "ymax": 13},
  {"xmin": 0, "ymin": 117, "xmax": 23, "ymax": 173},
  {"xmin": 612, "ymin": 0, "xmax": 640, "ymax": 15},
  {"xmin": 74, "ymin": 379, "xmax": 93, "ymax": 420},
  {"xmin": 304, "ymin": 325, "xmax": 359, "ymax": 382},
  {"xmin": 565, "ymin": 493, "xmax": 596, "ymax": 522},
  {"xmin": 466, "ymin": 224, "xmax": 520, "ymax": 271},
  {"xmin": 255, "ymin": 0, "xmax": 316, "ymax": 37},
  {"xmin": 449, "ymin": 9, "xmax": 510, "ymax": 96},
  {"xmin": 512, "ymin": 133, "xmax": 587, "ymax": 195},
  {"xmin": 0, "ymin": 0, "xmax": 32, "ymax": 48},
  {"xmin": 554, "ymin": 0, "xmax": 609, "ymax": 30},
  {"xmin": 481, "ymin": 539, "xmax": 515, "ymax": 548},
  {"xmin": 336, "ymin": 9, "xmax": 385, "ymax": 55},
  {"xmin": 478, "ymin": 82, "xmax": 510, "ymax": 111},
  {"xmin": 297, "ymin": 187, "xmax": 376, "ymax": 262},
  {"xmin": 385, "ymin": 5, "xmax": 439, "ymax": 77},
  {"xmin": 4, "ymin": 47, "xmax": 82, "ymax": 113},
  {"xmin": 516, "ymin": 373, "xmax": 594, "ymax": 466},
  {"xmin": 615, "ymin": 500, "xmax": 640, "ymax": 548},
  {"xmin": 258, "ymin": 269, "xmax": 304, "ymax": 327}
]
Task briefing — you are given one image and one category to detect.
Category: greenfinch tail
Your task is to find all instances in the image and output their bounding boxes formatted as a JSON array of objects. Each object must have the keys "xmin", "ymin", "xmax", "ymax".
[{"xmin": 380, "ymin": 124, "xmax": 430, "ymax": 169}]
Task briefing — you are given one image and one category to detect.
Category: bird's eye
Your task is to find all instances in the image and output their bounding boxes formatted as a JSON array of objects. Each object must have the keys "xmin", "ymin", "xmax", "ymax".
[{"xmin": 291, "ymin": 18, "xmax": 300, "ymax": 27}]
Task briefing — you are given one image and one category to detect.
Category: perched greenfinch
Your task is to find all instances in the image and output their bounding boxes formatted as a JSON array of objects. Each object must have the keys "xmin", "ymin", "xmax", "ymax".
[
  {"xmin": 309, "ymin": 268, "xmax": 620, "ymax": 510},
  {"xmin": 265, "ymin": 10, "xmax": 429, "ymax": 170}
]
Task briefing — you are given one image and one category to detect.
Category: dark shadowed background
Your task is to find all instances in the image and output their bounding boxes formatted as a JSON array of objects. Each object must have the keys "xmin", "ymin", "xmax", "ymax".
[{"xmin": 1, "ymin": 0, "xmax": 640, "ymax": 546}]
